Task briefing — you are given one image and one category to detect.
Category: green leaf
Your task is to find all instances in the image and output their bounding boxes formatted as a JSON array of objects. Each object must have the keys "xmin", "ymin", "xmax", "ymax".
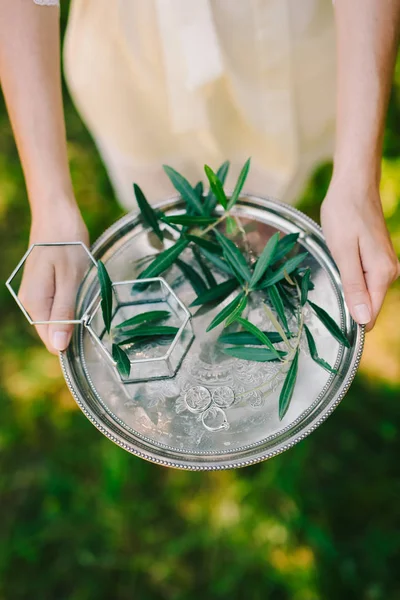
[
  {"xmin": 138, "ymin": 238, "xmax": 189, "ymax": 279},
  {"xmin": 163, "ymin": 165, "xmax": 204, "ymax": 215},
  {"xmin": 186, "ymin": 234, "xmax": 223, "ymax": 255},
  {"xmin": 272, "ymin": 233, "xmax": 300, "ymax": 264},
  {"xmin": 164, "ymin": 215, "xmax": 217, "ymax": 226},
  {"xmin": 215, "ymin": 231, "xmax": 252, "ymax": 282},
  {"xmin": 227, "ymin": 158, "xmax": 251, "ymax": 210},
  {"xmin": 112, "ymin": 344, "xmax": 131, "ymax": 378},
  {"xmin": 304, "ymin": 325, "xmax": 337, "ymax": 375},
  {"xmin": 204, "ymin": 160, "xmax": 230, "ymax": 214},
  {"xmin": 249, "ymin": 232, "xmax": 280, "ymax": 288},
  {"xmin": 279, "ymin": 349, "xmax": 299, "ymax": 420},
  {"xmin": 204, "ymin": 165, "xmax": 228, "ymax": 210},
  {"xmin": 97, "ymin": 260, "xmax": 113, "ymax": 334},
  {"xmin": 115, "ymin": 310, "xmax": 170, "ymax": 329},
  {"xmin": 192, "ymin": 246, "xmax": 217, "ymax": 287},
  {"xmin": 300, "ymin": 268, "xmax": 311, "ymax": 306},
  {"xmin": 118, "ymin": 326, "xmax": 179, "ymax": 345},
  {"xmin": 134, "ymin": 183, "xmax": 163, "ymax": 242},
  {"xmin": 157, "ymin": 212, "xmax": 181, "ymax": 234},
  {"xmin": 222, "ymin": 248, "xmax": 244, "ymax": 285},
  {"xmin": 268, "ymin": 284, "xmax": 289, "ymax": 332},
  {"xmin": 190, "ymin": 278, "xmax": 238, "ymax": 307},
  {"xmin": 262, "ymin": 303, "xmax": 291, "ymax": 350},
  {"xmin": 308, "ymin": 300, "xmax": 350, "ymax": 348},
  {"xmin": 176, "ymin": 258, "xmax": 208, "ymax": 296},
  {"xmin": 235, "ymin": 317, "xmax": 283, "ymax": 360},
  {"xmin": 206, "ymin": 292, "xmax": 245, "ymax": 332},
  {"xmin": 194, "ymin": 181, "xmax": 204, "ymax": 199},
  {"xmin": 222, "ymin": 346, "xmax": 286, "ymax": 362},
  {"xmin": 225, "ymin": 216, "xmax": 238, "ymax": 235},
  {"xmin": 219, "ymin": 330, "xmax": 289, "ymax": 345},
  {"xmin": 259, "ymin": 252, "xmax": 308, "ymax": 288},
  {"xmin": 277, "ymin": 282, "xmax": 297, "ymax": 316},
  {"xmin": 198, "ymin": 248, "xmax": 233, "ymax": 276},
  {"xmin": 225, "ymin": 294, "xmax": 248, "ymax": 326}
]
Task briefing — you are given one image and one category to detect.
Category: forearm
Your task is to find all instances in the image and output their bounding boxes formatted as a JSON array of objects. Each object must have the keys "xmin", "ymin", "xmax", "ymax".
[
  {"xmin": 333, "ymin": 0, "xmax": 400, "ymax": 184},
  {"xmin": 0, "ymin": 0, "xmax": 74, "ymax": 219}
]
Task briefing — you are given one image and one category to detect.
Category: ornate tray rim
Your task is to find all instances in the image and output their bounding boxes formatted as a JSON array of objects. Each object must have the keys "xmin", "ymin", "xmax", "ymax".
[{"xmin": 59, "ymin": 194, "xmax": 365, "ymax": 470}]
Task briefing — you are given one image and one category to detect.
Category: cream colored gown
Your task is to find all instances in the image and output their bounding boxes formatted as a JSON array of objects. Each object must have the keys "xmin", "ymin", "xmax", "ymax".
[{"xmin": 46, "ymin": 0, "xmax": 337, "ymax": 210}]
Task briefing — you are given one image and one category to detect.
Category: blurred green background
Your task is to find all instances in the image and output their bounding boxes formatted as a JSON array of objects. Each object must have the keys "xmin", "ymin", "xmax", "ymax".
[{"xmin": 0, "ymin": 5, "xmax": 400, "ymax": 600}]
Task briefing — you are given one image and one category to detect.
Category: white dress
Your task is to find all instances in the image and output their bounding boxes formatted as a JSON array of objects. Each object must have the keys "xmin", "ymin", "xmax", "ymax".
[{"xmin": 36, "ymin": 0, "xmax": 337, "ymax": 210}]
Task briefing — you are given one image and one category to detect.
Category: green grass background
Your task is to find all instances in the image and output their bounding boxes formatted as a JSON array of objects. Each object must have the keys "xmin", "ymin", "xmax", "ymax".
[{"xmin": 0, "ymin": 5, "xmax": 399, "ymax": 599}]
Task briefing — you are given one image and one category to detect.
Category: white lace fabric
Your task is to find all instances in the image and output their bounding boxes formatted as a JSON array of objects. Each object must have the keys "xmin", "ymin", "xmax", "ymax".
[{"xmin": 33, "ymin": 0, "xmax": 60, "ymax": 5}]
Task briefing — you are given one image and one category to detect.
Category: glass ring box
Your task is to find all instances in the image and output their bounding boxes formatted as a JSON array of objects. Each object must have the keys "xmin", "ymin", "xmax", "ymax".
[{"xmin": 6, "ymin": 242, "xmax": 194, "ymax": 384}]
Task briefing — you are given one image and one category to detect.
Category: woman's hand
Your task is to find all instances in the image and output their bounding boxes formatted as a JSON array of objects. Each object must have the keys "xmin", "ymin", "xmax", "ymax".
[
  {"xmin": 321, "ymin": 175, "xmax": 400, "ymax": 331},
  {"xmin": 18, "ymin": 200, "xmax": 89, "ymax": 354}
]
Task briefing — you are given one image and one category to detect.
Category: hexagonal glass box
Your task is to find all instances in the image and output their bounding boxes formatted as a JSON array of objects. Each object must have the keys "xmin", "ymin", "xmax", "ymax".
[
  {"xmin": 6, "ymin": 242, "xmax": 194, "ymax": 385},
  {"xmin": 85, "ymin": 277, "xmax": 194, "ymax": 383}
]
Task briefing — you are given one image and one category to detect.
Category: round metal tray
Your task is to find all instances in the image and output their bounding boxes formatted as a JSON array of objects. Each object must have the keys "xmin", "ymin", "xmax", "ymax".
[{"xmin": 60, "ymin": 195, "xmax": 364, "ymax": 470}]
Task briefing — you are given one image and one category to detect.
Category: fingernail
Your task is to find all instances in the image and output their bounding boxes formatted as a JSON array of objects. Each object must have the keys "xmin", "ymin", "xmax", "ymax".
[
  {"xmin": 354, "ymin": 304, "xmax": 371, "ymax": 325},
  {"xmin": 52, "ymin": 331, "xmax": 70, "ymax": 351}
]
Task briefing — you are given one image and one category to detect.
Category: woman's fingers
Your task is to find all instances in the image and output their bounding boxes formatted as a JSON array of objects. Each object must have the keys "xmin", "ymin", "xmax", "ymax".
[
  {"xmin": 18, "ymin": 247, "xmax": 56, "ymax": 352},
  {"xmin": 48, "ymin": 247, "xmax": 84, "ymax": 352},
  {"xmin": 363, "ymin": 252, "xmax": 400, "ymax": 331},
  {"xmin": 17, "ymin": 243, "xmax": 90, "ymax": 355},
  {"xmin": 332, "ymin": 243, "xmax": 372, "ymax": 326}
]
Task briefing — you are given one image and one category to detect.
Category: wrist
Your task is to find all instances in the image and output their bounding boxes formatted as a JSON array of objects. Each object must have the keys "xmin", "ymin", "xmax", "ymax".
[
  {"xmin": 332, "ymin": 154, "xmax": 381, "ymax": 192},
  {"xmin": 30, "ymin": 194, "xmax": 87, "ymax": 242}
]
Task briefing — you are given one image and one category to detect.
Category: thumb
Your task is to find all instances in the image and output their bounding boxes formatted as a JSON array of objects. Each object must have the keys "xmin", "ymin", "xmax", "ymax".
[
  {"xmin": 336, "ymin": 246, "xmax": 372, "ymax": 326},
  {"xmin": 48, "ymin": 282, "xmax": 76, "ymax": 352}
]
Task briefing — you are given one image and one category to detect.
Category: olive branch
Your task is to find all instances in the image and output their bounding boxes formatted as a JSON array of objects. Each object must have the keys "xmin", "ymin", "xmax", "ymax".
[{"xmin": 98, "ymin": 159, "xmax": 350, "ymax": 419}]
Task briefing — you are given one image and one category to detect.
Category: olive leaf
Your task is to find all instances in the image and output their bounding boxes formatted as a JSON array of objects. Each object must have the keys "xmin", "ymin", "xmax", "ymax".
[
  {"xmin": 304, "ymin": 325, "xmax": 337, "ymax": 375},
  {"xmin": 235, "ymin": 317, "xmax": 283, "ymax": 360},
  {"xmin": 192, "ymin": 246, "xmax": 217, "ymax": 287},
  {"xmin": 227, "ymin": 157, "xmax": 251, "ymax": 210},
  {"xmin": 204, "ymin": 160, "xmax": 230, "ymax": 214},
  {"xmin": 262, "ymin": 303, "xmax": 291, "ymax": 350},
  {"xmin": 164, "ymin": 215, "xmax": 217, "ymax": 226},
  {"xmin": 97, "ymin": 260, "xmax": 113, "ymax": 334},
  {"xmin": 308, "ymin": 300, "xmax": 350, "ymax": 348},
  {"xmin": 194, "ymin": 181, "xmax": 204, "ymax": 199},
  {"xmin": 204, "ymin": 164, "xmax": 229, "ymax": 210},
  {"xmin": 206, "ymin": 291, "xmax": 245, "ymax": 332},
  {"xmin": 190, "ymin": 278, "xmax": 238, "ymax": 307},
  {"xmin": 112, "ymin": 344, "xmax": 131, "ymax": 378},
  {"xmin": 134, "ymin": 183, "xmax": 164, "ymax": 242},
  {"xmin": 249, "ymin": 232, "xmax": 280, "ymax": 289},
  {"xmin": 225, "ymin": 216, "xmax": 238, "ymax": 235},
  {"xmin": 225, "ymin": 294, "xmax": 248, "ymax": 326},
  {"xmin": 300, "ymin": 268, "xmax": 311, "ymax": 306},
  {"xmin": 279, "ymin": 348, "xmax": 299, "ymax": 420},
  {"xmin": 219, "ymin": 330, "xmax": 290, "ymax": 345},
  {"xmin": 186, "ymin": 234, "xmax": 223, "ymax": 256},
  {"xmin": 115, "ymin": 310, "xmax": 170, "ymax": 329},
  {"xmin": 157, "ymin": 212, "xmax": 181, "ymax": 234},
  {"xmin": 118, "ymin": 326, "xmax": 179, "ymax": 345},
  {"xmin": 138, "ymin": 238, "xmax": 189, "ymax": 279},
  {"xmin": 223, "ymin": 346, "xmax": 286, "ymax": 362},
  {"xmin": 215, "ymin": 231, "xmax": 252, "ymax": 282},
  {"xmin": 271, "ymin": 233, "xmax": 300, "ymax": 264},
  {"xmin": 276, "ymin": 282, "xmax": 297, "ymax": 316},
  {"xmin": 163, "ymin": 165, "xmax": 204, "ymax": 215},
  {"xmin": 175, "ymin": 259, "xmax": 208, "ymax": 296},
  {"xmin": 259, "ymin": 252, "xmax": 308, "ymax": 288},
  {"xmin": 197, "ymin": 247, "xmax": 233, "ymax": 276},
  {"xmin": 268, "ymin": 284, "xmax": 289, "ymax": 332}
]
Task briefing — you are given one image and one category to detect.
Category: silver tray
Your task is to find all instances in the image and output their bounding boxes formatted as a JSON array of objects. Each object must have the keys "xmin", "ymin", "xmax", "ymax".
[{"xmin": 60, "ymin": 195, "xmax": 364, "ymax": 470}]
